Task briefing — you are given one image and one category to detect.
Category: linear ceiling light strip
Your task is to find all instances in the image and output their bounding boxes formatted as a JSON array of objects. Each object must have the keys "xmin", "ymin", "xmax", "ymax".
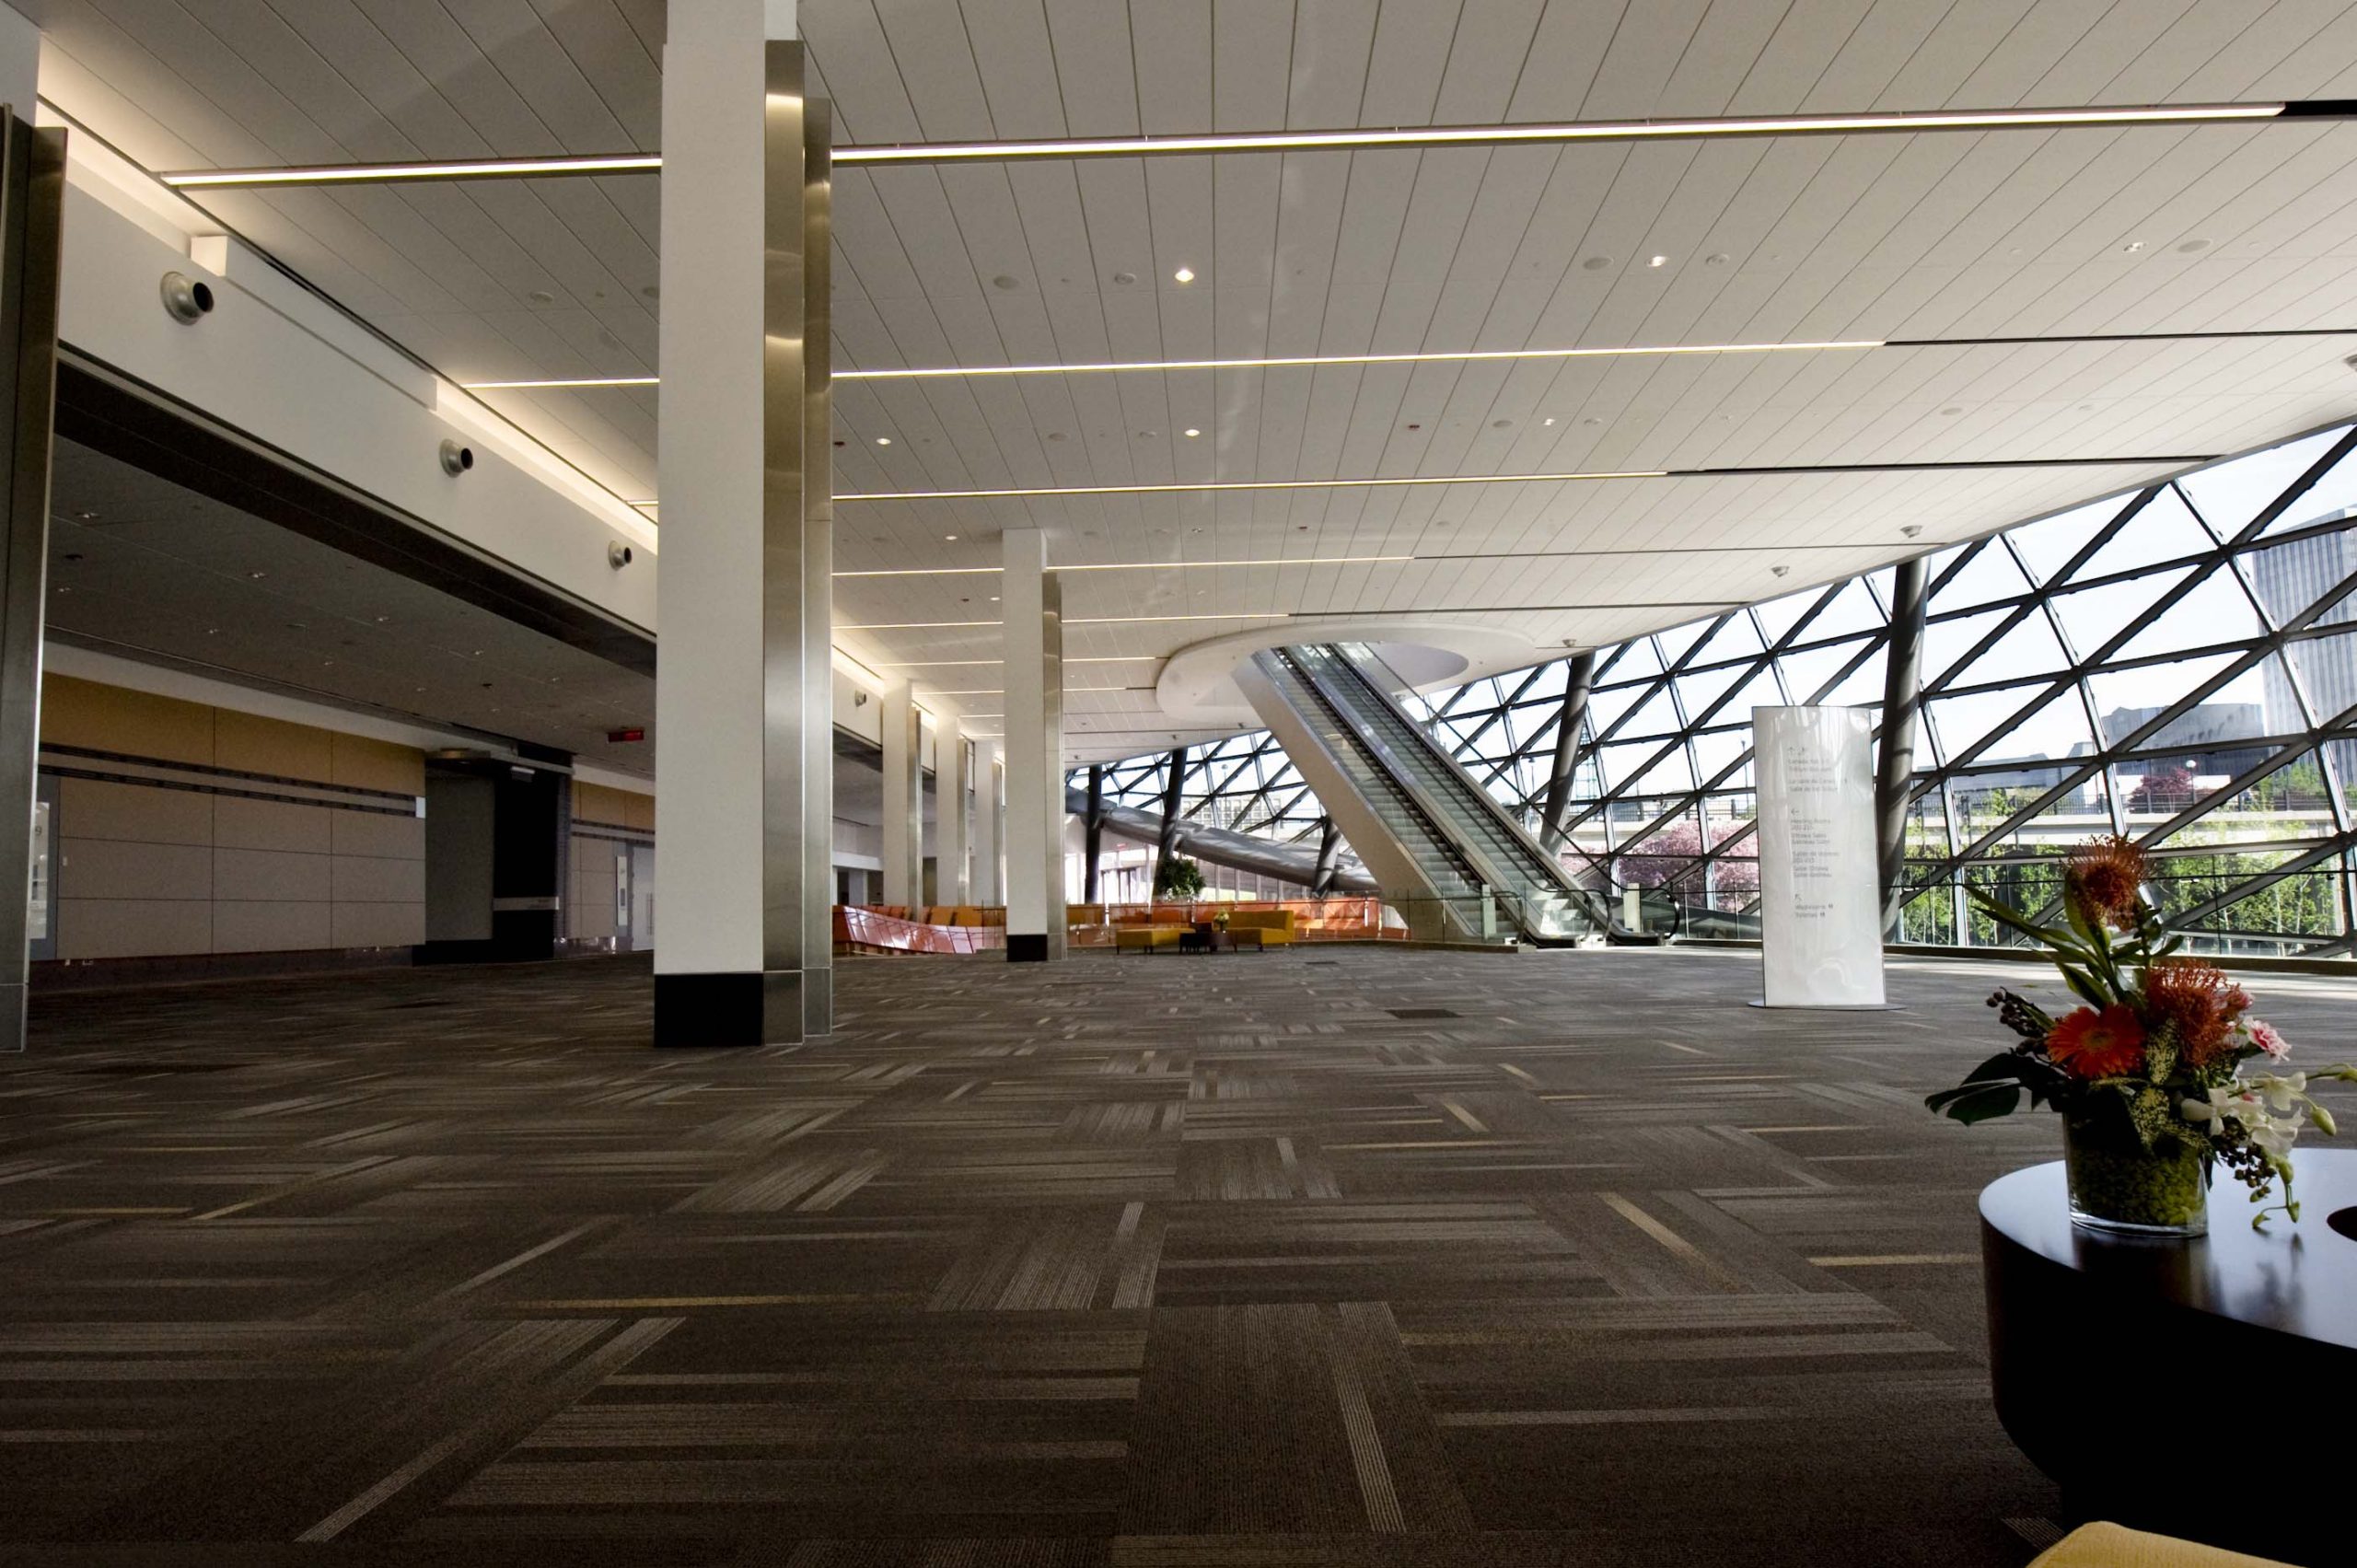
[
  {"xmin": 835, "ymin": 455, "xmax": 2203, "ymax": 503},
  {"xmin": 836, "ymin": 554, "xmax": 1413, "ymax": 576},
  {"xmin": 454, "ymin": 326, "xmax": 2357, "ymax": 392},
  {"xmin": 159, "ymin": 100, "xmax": 2304, "ymax": 186},
  {"xmin": 838, "ymin": 470, "xmax": 1664, "ymax": 501}
]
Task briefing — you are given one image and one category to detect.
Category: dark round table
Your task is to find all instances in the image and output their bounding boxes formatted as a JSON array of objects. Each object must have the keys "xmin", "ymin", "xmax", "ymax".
[{"xmin": 1981, "ymin": 1149, "xmax": 2357, "ymax": 1565}]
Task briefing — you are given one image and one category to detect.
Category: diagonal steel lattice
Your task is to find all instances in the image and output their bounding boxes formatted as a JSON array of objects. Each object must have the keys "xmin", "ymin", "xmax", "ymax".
[{"xmin": 1083, "ymin": 418, "xmax": 2357, "ymax": 958}]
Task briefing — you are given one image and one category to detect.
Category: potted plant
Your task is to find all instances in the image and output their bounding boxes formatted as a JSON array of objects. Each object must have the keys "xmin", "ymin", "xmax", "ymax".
[{"xmin": 1927, "ymin": 835, "xmax": 2352, "ymax": 1234}]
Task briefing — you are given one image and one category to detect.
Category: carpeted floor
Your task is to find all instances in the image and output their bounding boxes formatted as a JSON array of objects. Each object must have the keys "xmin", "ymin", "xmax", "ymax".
[{"xmin": 4, "ymin": 945, "xmax": 2352, "ymax": 1565}]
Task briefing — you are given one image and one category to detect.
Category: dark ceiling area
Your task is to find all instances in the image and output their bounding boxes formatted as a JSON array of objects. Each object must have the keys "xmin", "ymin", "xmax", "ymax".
[{"xmin": 43, "ymin": 435, "xmax": 658, "ymax": 775}]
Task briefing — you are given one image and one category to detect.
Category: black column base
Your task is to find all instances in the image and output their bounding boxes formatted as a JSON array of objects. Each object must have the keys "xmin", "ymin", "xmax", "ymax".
[
  {"xmin": 1006, "ymin": 934, "xmax": 1050, "ymax": 963},
  {"xmin": 654, "ymin": 970, "xmax": 807, "ymax": 1047}
]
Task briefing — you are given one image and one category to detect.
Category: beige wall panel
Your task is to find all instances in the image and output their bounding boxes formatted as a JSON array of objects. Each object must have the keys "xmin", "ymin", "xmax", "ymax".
[
  {"xmin": 41, "ymin": 675, "xmax": 214, "ymax": 765},
  {"xmin": 57, "ymin": 898, "xmax": 210, "ymax": 959},
  {"xmin": 332, "ymin": 855, "xmax": 425, "ymax": 903},
  {"xmin": 621, "ymin": 793, "xmax": 655, "ymax": 830},
  {"xmin": 214, "ymin": 710, "xmax": 333, "ymax": 782},
  {"xmin": 331, "ymin": 901, "xmax": 424, "ymax": 948},
  {"xmin": 212, "ymin": 900, "xmax": 331, "ymax": 954},
  {"xmin": 57, "ymin": 777, "xmax": 212, "ymax": 846},
  {"xmin": 59, "ymin": 837, "xmax": 211, "ymax": 900},
  {"xmin": 574, "ymin": 781, "xmax": 624, "ymax": 823},
  {"xmin": 575, "ymin": 865, "xmax": 619, "ymax": 939},
  {"xmin": 331, "ymin": 735, "xmax": 424, "ymax": 794},
  {"xmin": 213, "ymin": 796, "xmax": 332, "ymax": 854},
  {"xmin": 213, "ymin": 846, "xmax": 333, "ymax": 903},
  {"xmin": 331, "ymin": 810, "xmax": 424, "ymax": 860}
]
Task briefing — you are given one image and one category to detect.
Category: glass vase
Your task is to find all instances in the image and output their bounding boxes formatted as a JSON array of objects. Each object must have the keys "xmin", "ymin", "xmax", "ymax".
[{"xmin": 2061, "ymin": 1112, "xmax": 2208, "ymax": 1237}]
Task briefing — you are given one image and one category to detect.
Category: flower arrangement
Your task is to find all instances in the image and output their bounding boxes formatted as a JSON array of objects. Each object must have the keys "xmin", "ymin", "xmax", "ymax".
[{"xmin": 1926, "ymin": 835, "xmax": 2353, "ymax": 1232}]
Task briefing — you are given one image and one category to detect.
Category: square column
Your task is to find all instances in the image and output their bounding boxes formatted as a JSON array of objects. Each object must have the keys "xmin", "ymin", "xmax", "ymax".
[
  {"xmin": 973, "ymin": 738, "xmax": 1002, "ymax": 905},
  {"xmin": 879, "ymin": 680, "xmax": 922, "ymax": 908},
  {"xmin": 936, "ymin": 717, "xmax": 968, "ymax": 904},
  {"xmin": 0, "ymin": 107, "xmax": 63, "ymax": 1054},
  {"xmin": 652, "ymin": 6, "xmax": 831, "ymax": 1044},
  {"xmin": 1001, "ymin": 528, "xmax": 1064, "ymax": 961}
]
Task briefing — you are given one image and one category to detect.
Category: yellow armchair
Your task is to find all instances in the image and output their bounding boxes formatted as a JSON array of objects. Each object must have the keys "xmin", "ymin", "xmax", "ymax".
[{"xmin": 2029, "ymin": 1524, "xmax": 2292, "ymax": 1568}]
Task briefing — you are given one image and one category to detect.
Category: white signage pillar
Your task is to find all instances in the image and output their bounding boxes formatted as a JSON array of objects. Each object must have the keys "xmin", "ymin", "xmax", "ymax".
[{"xmin": 1754, "ymin": 705, "xmax": 1885, "ymax": 1008}]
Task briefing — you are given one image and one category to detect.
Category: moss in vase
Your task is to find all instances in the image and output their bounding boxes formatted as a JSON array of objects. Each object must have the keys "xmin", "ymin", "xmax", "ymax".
[{"xmin": 2063, "ymin": 1117, "xmax": 2207, "ymax": 1232}]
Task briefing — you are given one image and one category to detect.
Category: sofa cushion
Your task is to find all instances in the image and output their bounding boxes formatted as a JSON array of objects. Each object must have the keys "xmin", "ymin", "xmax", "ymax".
[{"xmin": 2028, "ymin": 1523, "xmax": 2293, "ymax": 1568}]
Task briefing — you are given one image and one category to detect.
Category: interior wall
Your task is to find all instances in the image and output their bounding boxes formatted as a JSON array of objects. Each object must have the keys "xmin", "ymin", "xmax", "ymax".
[
  {"xmin": 41, "ymin": 674, "xmax": 426, "ymax": 960},
  {"xmin": 571, "ymin": 780, "xmax": 654, "ymax": 946}
]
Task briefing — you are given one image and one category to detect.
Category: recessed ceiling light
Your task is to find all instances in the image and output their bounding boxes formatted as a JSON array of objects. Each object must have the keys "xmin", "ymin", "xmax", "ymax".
[
  {"xmin": 2176, "ymin": 238, "xmax": 2212, "ymax": 254},
  {"xmin": 944, "ymin": 533, "xmax": 958, "ymax": 540},
  {"xmin": 247, "ymin": 570, "xmax": 266, "ymax": 579},
  {"xmin": 2122, "ymin": 240, "xmax": 2145, "ymax": 253},
  {"xmin": 876, "ymin": 436, "xmax": 892, "ymax": 445},
  {"xmin": 73, "ymin": 510, "xmax": 98, "ymax": 520},
  {"xmin": 1580, "ymin": 256, "xmax": 1612, "ymax": 272},
  {"xmin": 1112, "ymin": 271, "xmax": 1137, "ymax": 285},
  {"xmin": 1771, "ymin": 564, "xmax": 1791, "ymax": 576},
  {"xmin": 1900, "ymin": 525, "xmax": 1924, "ymax": 538},
  {"xmin": 1172, "ymin": 265, "xmax": 1195, "ymax": 284},
  {"xmin": 1184, "ymin": 428, "xmax": 1201, "ymax": 438},
  {"xmin": 992, "ymin": 273, "xmax": 1021, "ymax": 290},
  {"xmin": 1648, "ymin": 255, "xmax": 1668, "ymax": 268},
  {"xmin": 1542, "ymin": 417, "xmax": 1557, "ymax": 426}
]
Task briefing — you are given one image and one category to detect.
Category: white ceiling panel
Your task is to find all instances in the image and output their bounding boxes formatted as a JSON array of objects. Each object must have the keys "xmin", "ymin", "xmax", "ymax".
[{"xmin": 23, "ymin": 0, "xmax": 2357, "ymax": 761}]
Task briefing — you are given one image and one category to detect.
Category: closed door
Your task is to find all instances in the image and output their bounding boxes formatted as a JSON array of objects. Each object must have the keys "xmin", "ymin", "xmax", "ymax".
[{"xmin": 627, "ymin": 844, "xmax": 655, "ymax": 950}]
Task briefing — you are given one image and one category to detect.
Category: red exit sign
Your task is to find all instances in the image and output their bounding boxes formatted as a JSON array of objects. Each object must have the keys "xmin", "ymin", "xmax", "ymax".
[{"xmin": 606, "ymin": 727, "xmax": 645, "ymax": 743}]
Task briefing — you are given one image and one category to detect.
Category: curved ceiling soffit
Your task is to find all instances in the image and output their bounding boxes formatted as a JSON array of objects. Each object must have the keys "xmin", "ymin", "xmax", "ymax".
[{"xmin": 1153, "ymin": 619, "xmax": 1547, "ymax": 726}]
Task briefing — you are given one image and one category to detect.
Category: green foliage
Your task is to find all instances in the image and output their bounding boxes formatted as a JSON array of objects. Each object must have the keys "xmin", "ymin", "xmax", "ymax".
[{"xmin": 1153, "ymin": 854, "xmax": 1205, "ymax": 900}]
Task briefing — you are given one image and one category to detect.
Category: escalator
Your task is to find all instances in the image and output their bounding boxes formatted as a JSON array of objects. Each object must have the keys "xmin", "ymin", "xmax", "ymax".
[{"xmin": 1234, "ymin": 643, "xmax": 1637, "ymax": 947}]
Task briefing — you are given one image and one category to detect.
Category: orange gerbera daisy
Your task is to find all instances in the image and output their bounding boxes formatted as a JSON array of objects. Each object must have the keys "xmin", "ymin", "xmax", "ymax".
[
  {"xmin": 2143, "ymin": 958, "xmax": 2243, "ymax": 1068},
  {"xmin": 2065, "ymin": 834, "xmax": 2146, "ymax": 928},
  {"xmin": 2047, "ymin": 1005, "xmax": 2147, "ymax": 1079}
]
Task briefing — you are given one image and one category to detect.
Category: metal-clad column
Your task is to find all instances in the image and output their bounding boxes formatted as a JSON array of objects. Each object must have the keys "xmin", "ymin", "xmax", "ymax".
[
  {"xmin": 1875, "ymin": 555, "xmax": 1930, "ymax": 936},
  {"xmin": 653, "ymin": 12, "xmax": 832, "ymax": 1045},
  {"xmin": 797, "ymin": 97, "xmax": 833, "ymax": 1035},
  {"xmin": 1003, "ymin": 528, "xmax": 1064, "ymax": 960},
  {"xmin": 936, "ymin": 716, "xmax": 968, "ymax": 905},
  {"xmin": 1082, "ymin": 763, "xmax": 1104, "ymax": 901},
  {"xmin": 1309, "ymin": 817, "xmax": 1342, "ymax": 897},
  {"xmin": 0, "ymin": 110, "xmax": 62, "ymax": 1053},
  {"xmin": 880, "ymin": 680, "xmax": 921, "ymax": 907},
  {"xmin": 1155, "ymin": 747, "xmax": 1187, "ymax": 889},
  {"xmin": 973, "ymin": 738, "xmax": 1002, "ymax": 905},
  {"xmin": 1538, "ymin": 651, "xmax": 1596, "ymax": 853}
]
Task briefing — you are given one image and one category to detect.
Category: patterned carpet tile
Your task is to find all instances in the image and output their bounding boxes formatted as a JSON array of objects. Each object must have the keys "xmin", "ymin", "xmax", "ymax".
[{"xmin": 4, "ymin": 947, "xmax": 2353, "ymax": 1562}]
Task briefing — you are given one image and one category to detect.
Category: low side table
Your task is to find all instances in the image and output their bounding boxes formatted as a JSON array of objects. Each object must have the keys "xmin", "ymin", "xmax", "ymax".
[{"xmin": 1980, "ymin": 1149, "xmax": 2357, "ymax": 1564}]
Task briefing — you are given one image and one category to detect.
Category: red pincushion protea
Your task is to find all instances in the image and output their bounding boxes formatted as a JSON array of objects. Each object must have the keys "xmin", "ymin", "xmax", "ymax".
[
  {"xmin": 2064, "ymin": 834, "xmax": 2146, "ymax": 928},
  {"xmin": 2144, "ymin": 957, "xmax": 2245, "ymax": 1068},
  {"xmin": 2047, "ymin": 1005, "xmax": 2147, "ymax": 1079}
]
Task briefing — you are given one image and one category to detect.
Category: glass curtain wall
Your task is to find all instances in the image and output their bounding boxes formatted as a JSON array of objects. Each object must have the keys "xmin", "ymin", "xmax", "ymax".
[{"xmin": 1083, "ymin": 420, "xmax": 2357, "ymax": 958}]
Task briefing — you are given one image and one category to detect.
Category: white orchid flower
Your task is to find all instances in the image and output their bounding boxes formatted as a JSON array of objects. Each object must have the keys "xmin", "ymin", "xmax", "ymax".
[{"xmin": 2249, "ymin": 1072, "xmax": 2308, "ymax": 1113}]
